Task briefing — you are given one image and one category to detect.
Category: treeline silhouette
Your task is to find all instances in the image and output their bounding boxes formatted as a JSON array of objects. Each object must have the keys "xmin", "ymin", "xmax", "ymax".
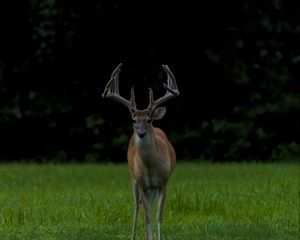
[{"xmin": 0, "ymin": 1, "xmax": 299, "ymax": 162}]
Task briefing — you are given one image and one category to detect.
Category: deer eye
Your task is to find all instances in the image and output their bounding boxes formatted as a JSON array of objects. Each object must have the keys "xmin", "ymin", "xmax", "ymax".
[
  {"xmin": 133, "ymin": 119, "xmax": 137, "ymax": 123},
  {"xmin": 147, "ymin": 119, "xmax": 152, "ymax": 123}
]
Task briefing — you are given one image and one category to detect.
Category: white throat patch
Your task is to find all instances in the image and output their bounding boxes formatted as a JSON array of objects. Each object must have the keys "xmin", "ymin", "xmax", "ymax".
[{"xmin": 135, "ymin": 133, "xmax": 151, "ymax": 147}]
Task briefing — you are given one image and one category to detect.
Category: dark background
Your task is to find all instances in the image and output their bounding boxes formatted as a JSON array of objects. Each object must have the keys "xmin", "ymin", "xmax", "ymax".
[{"xmin": 0, "ymin": 0, "xmax": 299, "ymax": 162}]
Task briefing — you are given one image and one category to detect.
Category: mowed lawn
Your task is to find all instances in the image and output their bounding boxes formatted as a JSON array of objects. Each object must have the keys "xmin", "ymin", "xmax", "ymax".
[{"xmin": 0, "ymin": 161, "xmax": 298, "ymax": 240}]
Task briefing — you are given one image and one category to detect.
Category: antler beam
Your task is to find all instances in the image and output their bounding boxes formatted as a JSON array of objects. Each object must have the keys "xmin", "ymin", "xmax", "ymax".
[
  {"xmin": 147, "ymin": 65, "xmax": 179, "ymax": 113},
  {"xmin": 102, "ymin": 63, "xmax": 136, "ymax": 111}
]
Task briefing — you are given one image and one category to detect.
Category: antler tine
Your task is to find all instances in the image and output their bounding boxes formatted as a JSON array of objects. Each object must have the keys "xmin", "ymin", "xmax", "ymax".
[
  {"xmin": 162, "ymin": 65, "xmax": 179, "ymax": 95},
  {"xmin": 102, "ymin": 63, "xmax": 137, "ymax": 111},
  {"xmin": 130, "ymin": 87, "xmax": 136, "ymax": 109},
  {"xmin": 147, "ymin": 65, "xmax": 179, "ymax": 112},
  {"xmin": 115, "ymin": 64, "xmax": 120, "ymax": 95},
  {"xmin": 148, "ymin": 87, "xmax": 154, "ymax": 106},
  {"xmin": 102, "ymin": 63, "xmax": 122, "ymax": 98}
]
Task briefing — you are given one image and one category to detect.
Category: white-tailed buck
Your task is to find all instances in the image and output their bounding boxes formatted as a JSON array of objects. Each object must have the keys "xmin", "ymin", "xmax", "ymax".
[{"xmin": 102, "ymin": 63, "xmax": 179, "ymax": 240}]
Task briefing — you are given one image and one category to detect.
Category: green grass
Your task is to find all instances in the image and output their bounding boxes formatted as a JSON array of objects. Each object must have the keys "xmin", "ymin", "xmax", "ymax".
[{"xmin": 0, "ymin": 161, "xmax": 298, "ymax": 239}]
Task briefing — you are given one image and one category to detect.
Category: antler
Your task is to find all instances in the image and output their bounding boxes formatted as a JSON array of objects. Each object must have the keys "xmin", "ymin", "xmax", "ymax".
[
  {"xmin": 102, "ymin": 63, "xmax": 137, "ymax": 112},
  {"xmin": 147, "ymin": 65, "xmax": 179, "ymax": 113}
]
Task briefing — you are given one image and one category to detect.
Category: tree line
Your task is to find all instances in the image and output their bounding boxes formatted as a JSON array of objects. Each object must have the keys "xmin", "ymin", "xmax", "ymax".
[{"xmin": 0, "ymin": 0, "xmax": 299, "ymax": 162}]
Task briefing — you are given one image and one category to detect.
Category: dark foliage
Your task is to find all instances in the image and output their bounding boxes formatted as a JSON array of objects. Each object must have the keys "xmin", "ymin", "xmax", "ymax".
[{"xmin": 0, "ymin": 0, "xmax": 299, "ymax": 162}]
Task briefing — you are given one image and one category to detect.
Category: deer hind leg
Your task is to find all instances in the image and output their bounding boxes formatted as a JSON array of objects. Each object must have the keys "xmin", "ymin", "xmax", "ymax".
[
  {"xmin": 131, "ymin": 181, "xmax": 140, "ymax": 240},
  {"xmin": 157, "ymin": 187, "xmax": 166, "ymax": 240}
]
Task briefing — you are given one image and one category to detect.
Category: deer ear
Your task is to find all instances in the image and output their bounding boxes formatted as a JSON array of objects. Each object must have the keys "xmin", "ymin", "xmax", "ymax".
[{"xmin": 152, "ymin": 107, "xmax": 166, "ymax": 120}]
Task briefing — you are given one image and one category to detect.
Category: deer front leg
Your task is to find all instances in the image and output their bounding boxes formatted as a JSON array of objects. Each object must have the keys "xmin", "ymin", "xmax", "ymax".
[
  {"xmin": 131, "ymin": 181, "xmax": 140, "ymax": 240},
  {"xmin": 157, "ymin": 188, "xmax": 166, "ymax": 240},
  {"xmin": 140, "ymin": 188, "xmax": 153, "ymax": 240}
]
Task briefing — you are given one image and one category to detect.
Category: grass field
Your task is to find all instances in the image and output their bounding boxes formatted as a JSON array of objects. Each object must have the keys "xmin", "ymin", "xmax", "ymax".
[{"xmin": 0, "ymin": 161, "xmax": 298, "ymax": 240}]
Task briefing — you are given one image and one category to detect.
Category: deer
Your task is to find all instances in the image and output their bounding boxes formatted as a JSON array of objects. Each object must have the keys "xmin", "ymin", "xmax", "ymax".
[{"xmin": 102, "ymin": 63, "xmax": 179, "ymax": 240}]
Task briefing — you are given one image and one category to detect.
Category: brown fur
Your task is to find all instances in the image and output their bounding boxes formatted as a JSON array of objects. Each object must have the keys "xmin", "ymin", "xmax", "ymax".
[
  {"xmin": 127, "ymin": 127, "xmax": 176, "ymax": 188},
  {"xmin": 127, "ymin": 125, "xmax": 176, "ymax": 240}
]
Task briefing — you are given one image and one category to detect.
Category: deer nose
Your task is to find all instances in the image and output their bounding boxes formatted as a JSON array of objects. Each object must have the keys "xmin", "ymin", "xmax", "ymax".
[{"xmin": 137, "ymin": 132, "xmax": 146, "ymax": 138}]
